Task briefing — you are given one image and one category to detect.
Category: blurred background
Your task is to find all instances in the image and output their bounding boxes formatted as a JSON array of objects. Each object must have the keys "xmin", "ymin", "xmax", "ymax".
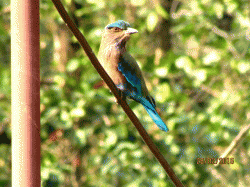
[{"xmin": 1, "ymin": 0, "xmax": 250, "ymax": 186}]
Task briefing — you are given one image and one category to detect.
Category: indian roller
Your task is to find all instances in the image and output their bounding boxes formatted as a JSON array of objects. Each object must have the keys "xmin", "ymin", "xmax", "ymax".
[{"xmin": 98, "ymin": 20, "xmax": 168, "ymax": 132}]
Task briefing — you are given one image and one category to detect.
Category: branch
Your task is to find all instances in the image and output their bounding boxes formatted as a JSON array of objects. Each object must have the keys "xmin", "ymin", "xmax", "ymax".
[
  {"xmin": 51, "ymin": 0, "xmax": 184, "ymax": 186},
  {"xmin": 215, "ymin": 124, "xmax": 250, "ymax": 167}
]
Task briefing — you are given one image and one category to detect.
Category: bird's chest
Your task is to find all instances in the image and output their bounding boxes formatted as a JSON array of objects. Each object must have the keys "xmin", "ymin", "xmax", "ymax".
[{"xmin": 100, "ymin": 47, "xmax": 127, "ymax": 86}]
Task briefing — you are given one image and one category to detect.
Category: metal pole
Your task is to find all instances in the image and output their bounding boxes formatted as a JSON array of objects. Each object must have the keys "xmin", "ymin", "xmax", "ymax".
[{"xmin": 11, "ymin": 0, "xmax": 40, "ymax": 186}]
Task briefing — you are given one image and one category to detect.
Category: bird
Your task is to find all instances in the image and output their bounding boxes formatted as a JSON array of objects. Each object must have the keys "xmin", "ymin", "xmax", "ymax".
[{"xmin": 98, "ymin": 20, "xmax": 168, "ymax": 132}]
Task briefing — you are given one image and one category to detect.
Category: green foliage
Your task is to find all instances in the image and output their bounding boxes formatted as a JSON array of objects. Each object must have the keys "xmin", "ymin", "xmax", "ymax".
[{"xmin": 1, "ymin": 0, "xmax": 250, "ymax": 186}]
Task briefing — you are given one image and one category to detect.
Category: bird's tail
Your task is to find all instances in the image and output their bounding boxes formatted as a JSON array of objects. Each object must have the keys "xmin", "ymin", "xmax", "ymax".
[{"xmin": 139, "ymin": 98, "xmax": 169, "ymax": 132}]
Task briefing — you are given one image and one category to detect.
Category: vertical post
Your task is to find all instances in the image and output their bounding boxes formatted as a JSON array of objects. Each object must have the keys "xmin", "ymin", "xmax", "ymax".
[{"xmin": 11, "ymin": 0, "xmax": 40, "ymax": 186}]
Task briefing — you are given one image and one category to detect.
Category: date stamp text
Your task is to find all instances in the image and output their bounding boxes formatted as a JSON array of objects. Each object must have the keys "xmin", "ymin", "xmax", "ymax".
[{"xmin": 197, "ymin": 157, "xmax": 234, "ymax": 164}]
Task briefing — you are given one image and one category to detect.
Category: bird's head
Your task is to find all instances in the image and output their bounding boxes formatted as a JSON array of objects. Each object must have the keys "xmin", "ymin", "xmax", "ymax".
[{"xmin": 102, "ymin": 20, "xmax": 138, "ymax": 47}]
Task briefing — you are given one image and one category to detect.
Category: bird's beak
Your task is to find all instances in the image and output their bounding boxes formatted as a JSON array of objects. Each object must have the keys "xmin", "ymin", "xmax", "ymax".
[{"xmin": 125, "ymin": 28, "xmax": 138, "ymax": 34}]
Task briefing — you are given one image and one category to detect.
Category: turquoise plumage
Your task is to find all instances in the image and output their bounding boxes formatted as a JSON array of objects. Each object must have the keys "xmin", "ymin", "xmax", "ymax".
[{"xmin": 98, "ymin": 20, "xmax": 168, "ymax": 132}]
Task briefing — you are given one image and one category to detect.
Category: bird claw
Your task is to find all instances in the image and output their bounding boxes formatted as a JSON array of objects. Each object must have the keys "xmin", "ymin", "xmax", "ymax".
[{"xmin": 115, "ymin": 89, "xmax": 126, "ymax": 104}]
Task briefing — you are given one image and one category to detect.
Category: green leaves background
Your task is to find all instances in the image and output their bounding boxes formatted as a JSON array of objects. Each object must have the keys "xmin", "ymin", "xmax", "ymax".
[{"xmin": 0, "ymin": 0, "xmax": 249, "ymax": 186}]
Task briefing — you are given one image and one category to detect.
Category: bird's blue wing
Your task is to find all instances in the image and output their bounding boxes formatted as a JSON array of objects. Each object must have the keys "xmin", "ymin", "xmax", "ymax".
[{"xmin": 118, "ymin": 52, "xmax": 145, "ymax": 97}]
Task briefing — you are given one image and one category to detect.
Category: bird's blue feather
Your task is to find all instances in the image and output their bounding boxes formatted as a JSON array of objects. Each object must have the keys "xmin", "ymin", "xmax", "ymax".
[
  {"xmin": 139, "ymin": 98, "xmax": 169, "ymax": 132},
  {"xmin": 106, "ymin": 20, "xmax": 131, "ymax": 30},
  {"xmin": 118, "ymin": 56, "xmax": 142, "ymax": 95},
  {"xmin": 118, "ymin": 54, "xmax": 169, "ymax": 132}
]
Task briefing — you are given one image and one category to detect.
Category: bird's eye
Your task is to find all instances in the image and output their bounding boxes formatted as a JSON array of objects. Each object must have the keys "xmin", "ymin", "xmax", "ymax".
[{"xmin": 113, "ymin": 27, "xmax": 122, "ymax": 32}]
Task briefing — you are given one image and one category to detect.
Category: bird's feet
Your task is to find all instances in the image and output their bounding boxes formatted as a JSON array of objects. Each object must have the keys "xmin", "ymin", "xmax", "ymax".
[{"xmin": 115, "ymin": 89, "xmax": 126, "ymax": 104}]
